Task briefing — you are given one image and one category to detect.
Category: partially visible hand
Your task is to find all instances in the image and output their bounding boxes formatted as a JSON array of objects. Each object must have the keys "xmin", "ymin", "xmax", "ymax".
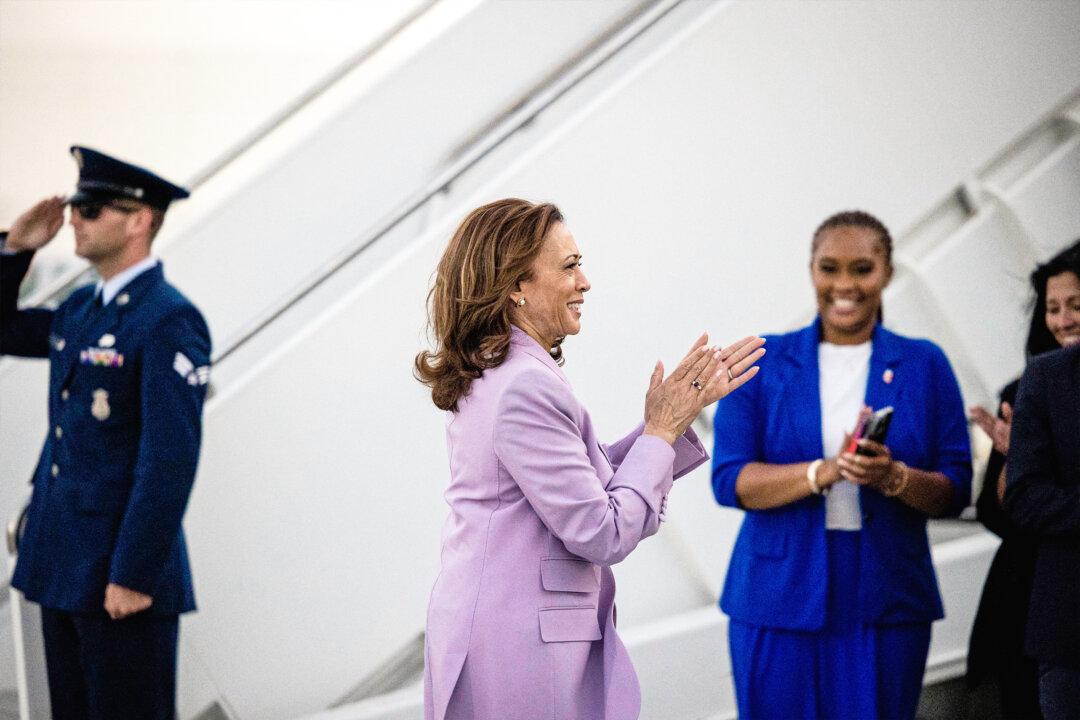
[
  {"xmin": 815, "ymin": 457, "xmax": 844, "ymax": 490},
  {"xmin": 712, "ymin": 335, "xmax": 767, "ymax": 402},
  {"xmin": 832, "ymin": 407, "xmax": 870, "ymax": 483},
  {"xmin": 837, "ymin": 439, "xmax": 894, "ymax": 491},
  {"xmin": 5, "ymin": 196, "xmax": 65, "ymax": 253},
  {"xmin": 104, "ymin": 583, "xmax": 153, "ymax": 620},
  {"xmin": 970, "ymin": 402, "xmax": 1012, "ymax": 456},
  {"xmin": 644, "ymin": 333, "xmax": 765, "ymax": 444}
]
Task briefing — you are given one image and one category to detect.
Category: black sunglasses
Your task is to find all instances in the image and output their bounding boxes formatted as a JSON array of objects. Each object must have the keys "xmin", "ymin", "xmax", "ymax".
[{"xmin": 70, "ymin": 200, "xmax": 141, "ymax": 220}]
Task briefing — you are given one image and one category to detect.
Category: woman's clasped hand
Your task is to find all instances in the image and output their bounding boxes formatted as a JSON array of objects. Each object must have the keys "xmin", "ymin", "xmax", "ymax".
[
  {"xmin": 645, "ymin": 333, "xmax": 765, "ymax": 444},
  {"xmin": 969, "ymin": 401, "xmax": 1013, "ymax": 456}
]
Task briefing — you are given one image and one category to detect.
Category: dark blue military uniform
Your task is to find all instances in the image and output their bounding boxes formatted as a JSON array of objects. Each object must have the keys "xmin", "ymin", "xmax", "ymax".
[{"xmin": 0, "ymin": 147, "xmax": 208, "ymax": 719}]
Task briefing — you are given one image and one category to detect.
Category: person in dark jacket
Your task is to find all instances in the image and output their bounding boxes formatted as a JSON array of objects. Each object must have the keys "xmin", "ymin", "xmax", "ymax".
[
  {"xmin": 0, "ymin": 147, "xmax": 209, "ymax": 720},
  {"xmin": 967, "ymin": 239, "xmax": 1080, "ymax": 718},
  {"xmin": 1004, "ymin": 340, "xmax": 1080, "ymax": 720}
]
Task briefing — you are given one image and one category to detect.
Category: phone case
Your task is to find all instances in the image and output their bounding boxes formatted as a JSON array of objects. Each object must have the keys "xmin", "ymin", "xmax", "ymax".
[{"xmin": 855, "ymin": 406, "xmax": 894, "ymax": 456}]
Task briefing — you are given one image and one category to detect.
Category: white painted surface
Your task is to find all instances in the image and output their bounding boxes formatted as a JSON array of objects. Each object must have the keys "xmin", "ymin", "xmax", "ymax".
[
  {"xmin": 0, "ymin": 0, "xmax": 425, "ymax": 233},
  {"xmin": 2, "ymin": 1, "xmax": 1079, "ymax": 717}
]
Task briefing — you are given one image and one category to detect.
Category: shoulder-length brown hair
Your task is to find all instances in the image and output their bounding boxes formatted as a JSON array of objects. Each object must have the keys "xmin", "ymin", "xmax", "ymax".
[{"xmin": 415, "ymin": 198, "xmax": 564, "ymax": 411}]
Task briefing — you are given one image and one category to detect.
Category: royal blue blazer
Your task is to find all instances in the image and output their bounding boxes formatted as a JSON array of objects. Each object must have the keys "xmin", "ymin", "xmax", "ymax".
[{"xmin": 712, "ymin": 319, "xmax": 971, "ymax": 630}]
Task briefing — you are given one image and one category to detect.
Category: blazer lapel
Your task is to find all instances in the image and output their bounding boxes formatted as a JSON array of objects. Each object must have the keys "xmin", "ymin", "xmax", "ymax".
[
  {"xmin": 56, "ymin": 291, "xmax": 100, "ymax": 387},
  {"xmin": 509, "ymin": 325, "xmax": 571, "ymax": 387},
  {"xmin": 61, "ymin": 264, "xmax": 164, "ymax": 387},
  {"xmin": 78, "ymin": 302, "xmax": 120, "ymax": 351},
  {"xmin": 864, "ymin": 324, "xmax": 904, "ymax": 414},
  {"xmin": 781, "ymin": 320, "xmax": 826, "ymax": 459},
  {"xmin": 786, "ymin": 320, "xmax": 901, "ymax": 461}
]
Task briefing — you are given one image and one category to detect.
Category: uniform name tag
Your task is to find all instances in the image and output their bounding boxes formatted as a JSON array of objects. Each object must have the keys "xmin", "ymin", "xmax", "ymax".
[{"xmin": 80, "ymin": 347, "xmax": 124, "ymax": 367}]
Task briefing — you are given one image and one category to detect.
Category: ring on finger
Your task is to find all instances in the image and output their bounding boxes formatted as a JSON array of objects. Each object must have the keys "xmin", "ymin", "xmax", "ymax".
[
  {"xmin": 691, "ymin": 379, "xmax": 703, "ymax": 391},
  {"xmin": 726, "ymin": 367, "xmax": 734, "ymax": 382}
]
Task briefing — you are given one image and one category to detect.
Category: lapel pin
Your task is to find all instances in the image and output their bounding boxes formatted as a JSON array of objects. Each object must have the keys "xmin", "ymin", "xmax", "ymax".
[
  {"xmin": 883, "ymin": 368, "xmax": 894, "ymax": 384},
  {"xmin": 117, "ymin": 293, "xmax": 130, "ymax": 306},
  {"xmin": 56, "ymin": 339, "xmax": 66, "ymax": 351},
  {"xmin": 98, "ymin": 334, "xmax": 115, "ymax": 348}
]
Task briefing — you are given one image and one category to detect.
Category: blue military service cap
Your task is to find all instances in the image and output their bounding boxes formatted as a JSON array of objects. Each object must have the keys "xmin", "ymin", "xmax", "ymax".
[{"xmin": 67, "ymin": 146, "xmax": 190, "ymax": 211}]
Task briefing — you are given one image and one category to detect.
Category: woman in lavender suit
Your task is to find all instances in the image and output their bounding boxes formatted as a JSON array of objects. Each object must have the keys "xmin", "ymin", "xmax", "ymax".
[{"xmin": 415, "ymin": 199, "xmax": 766, "ymax": 720}]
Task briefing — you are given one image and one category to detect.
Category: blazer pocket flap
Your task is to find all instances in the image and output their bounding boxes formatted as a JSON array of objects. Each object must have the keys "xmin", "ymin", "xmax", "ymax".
[
  {"xmin": 541, "ymin": 558, "xmax": 599, "ymax": 592},
  {"xmin": 538, "ymin": 606, "xmax": 602, "ymax": 643},
  {"xmin": 751, "ymin": 531, "xmax": 788, "ymax": 559}
]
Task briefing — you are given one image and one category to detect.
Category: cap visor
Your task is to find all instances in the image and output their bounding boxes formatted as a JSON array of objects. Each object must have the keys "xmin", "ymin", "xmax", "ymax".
[{"xmin": 65, "ymin": 189, "xmax": 118, "ymax": 205}]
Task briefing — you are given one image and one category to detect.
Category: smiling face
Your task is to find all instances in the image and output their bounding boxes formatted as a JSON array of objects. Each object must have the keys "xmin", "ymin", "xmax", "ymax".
[
  {"xmin": 811, "ymin": 224, "xmax": 893, "ymax": 345},
  {"xmin": 512, "ymin": 222, "xmax": 590, "ymax": 349},
  {"xmin": 1045, "ymin": 270, "xmax": 1080, "ymax": 348}
]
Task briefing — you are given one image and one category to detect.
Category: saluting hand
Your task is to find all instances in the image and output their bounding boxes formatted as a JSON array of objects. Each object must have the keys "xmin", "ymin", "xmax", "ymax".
[
  {"xmin": 104, "ymin": 583, "xmax": 153, "ymax": 620},
  {"xmin": 644, "ymin": 332, "xmax": 766, "ymax": 444},
  {"xmin": 5, "ymin": 196, "xmax": 65, "ymax": 253}
]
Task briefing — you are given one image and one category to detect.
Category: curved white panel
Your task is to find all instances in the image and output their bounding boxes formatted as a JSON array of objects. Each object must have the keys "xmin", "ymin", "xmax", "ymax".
[{"xmin": 3, "ymin": 2, "xmax": 1080, "ymax": 718}]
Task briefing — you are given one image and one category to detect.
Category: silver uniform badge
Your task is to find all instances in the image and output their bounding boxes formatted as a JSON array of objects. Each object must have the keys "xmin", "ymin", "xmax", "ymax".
[
  {"xmin": 91, "ymin": 389, "xmax": 111, "ymax": 421},
  {"xmin": 117, "ymin": 293, "xmax": 130, "ymax": 306},
  {"xmin": 98, "ymin": 334, "xmax": 116, "ymax": 348}
]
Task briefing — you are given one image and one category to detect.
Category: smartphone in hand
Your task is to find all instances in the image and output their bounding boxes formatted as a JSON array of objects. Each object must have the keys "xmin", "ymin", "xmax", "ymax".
[{"xmin": 854, "ymin": 406, "xmax": 894, "ymax": 456}]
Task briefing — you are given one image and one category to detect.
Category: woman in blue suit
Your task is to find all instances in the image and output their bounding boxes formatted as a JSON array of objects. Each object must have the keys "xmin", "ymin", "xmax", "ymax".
[{"xmin": 712, "ymin": 211, "xmax": 972, "ymax": 719}]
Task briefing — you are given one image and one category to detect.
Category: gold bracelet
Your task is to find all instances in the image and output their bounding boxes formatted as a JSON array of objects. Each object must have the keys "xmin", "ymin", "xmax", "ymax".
[{"xmin": 882, "ymin": 460, "xmax": 909, "ymax": 497}]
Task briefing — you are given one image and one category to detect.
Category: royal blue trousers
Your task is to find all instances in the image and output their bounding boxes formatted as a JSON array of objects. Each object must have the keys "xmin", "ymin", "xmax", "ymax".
[{"xmin": 728, "ymin": 530, "xmax": 931, "ymax": 720}]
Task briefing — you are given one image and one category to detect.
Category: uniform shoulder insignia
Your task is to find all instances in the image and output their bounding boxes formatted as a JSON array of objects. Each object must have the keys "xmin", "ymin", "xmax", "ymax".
[
  {"xmin": 173, "ymin": 352, "xmax": 194, "ymax": 378},
  {"xmin": 173, "ymin": 352, "xmax": 210, "ymax": 386}
]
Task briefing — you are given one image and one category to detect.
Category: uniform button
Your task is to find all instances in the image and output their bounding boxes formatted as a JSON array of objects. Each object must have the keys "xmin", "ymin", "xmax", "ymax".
[
  {"xmin": 51, "ymin": 464, "xmax": 59, "ymax": 478},
  {"xmin": 61, "ymin": 389, "xmax": 70, "ymax": 401},
  {"xmin": 54, "ymin": 426, "xmax": 62, "ymax": 439}
]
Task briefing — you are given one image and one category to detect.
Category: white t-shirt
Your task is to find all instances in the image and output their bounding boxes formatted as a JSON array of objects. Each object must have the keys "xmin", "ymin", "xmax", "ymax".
[{"xmin": 818, "ymin": 341, "xmax": 872, "ymax": 530}]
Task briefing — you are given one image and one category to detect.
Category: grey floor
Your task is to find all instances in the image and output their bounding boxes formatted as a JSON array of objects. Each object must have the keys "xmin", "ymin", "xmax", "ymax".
[
  {"xmin": 0, "ymin": 690, "xmax": 18, "ymax": 720},
  {"xmin": 927, "ymin": 518, "xmax": 986, "ymax": 545},
  {"xmin": 918, "ymin": 676, "xmax": 1009, "ymax": 720},
  {"xmin": 0, "ymin": 674, "xmax": 1007, "ymax": 720}
]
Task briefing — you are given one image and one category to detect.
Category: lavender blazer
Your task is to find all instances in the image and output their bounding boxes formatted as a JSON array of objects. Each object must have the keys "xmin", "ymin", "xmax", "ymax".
[{"xmin": 423, "ymin": 327, "xmax": 707, "ymax": 720}]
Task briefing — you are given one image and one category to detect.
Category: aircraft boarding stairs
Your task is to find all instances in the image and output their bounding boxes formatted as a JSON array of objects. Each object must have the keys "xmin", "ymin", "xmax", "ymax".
[{"xmin": 1, "ymin": 1, "xmax": 1080, "ymax": 718}]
